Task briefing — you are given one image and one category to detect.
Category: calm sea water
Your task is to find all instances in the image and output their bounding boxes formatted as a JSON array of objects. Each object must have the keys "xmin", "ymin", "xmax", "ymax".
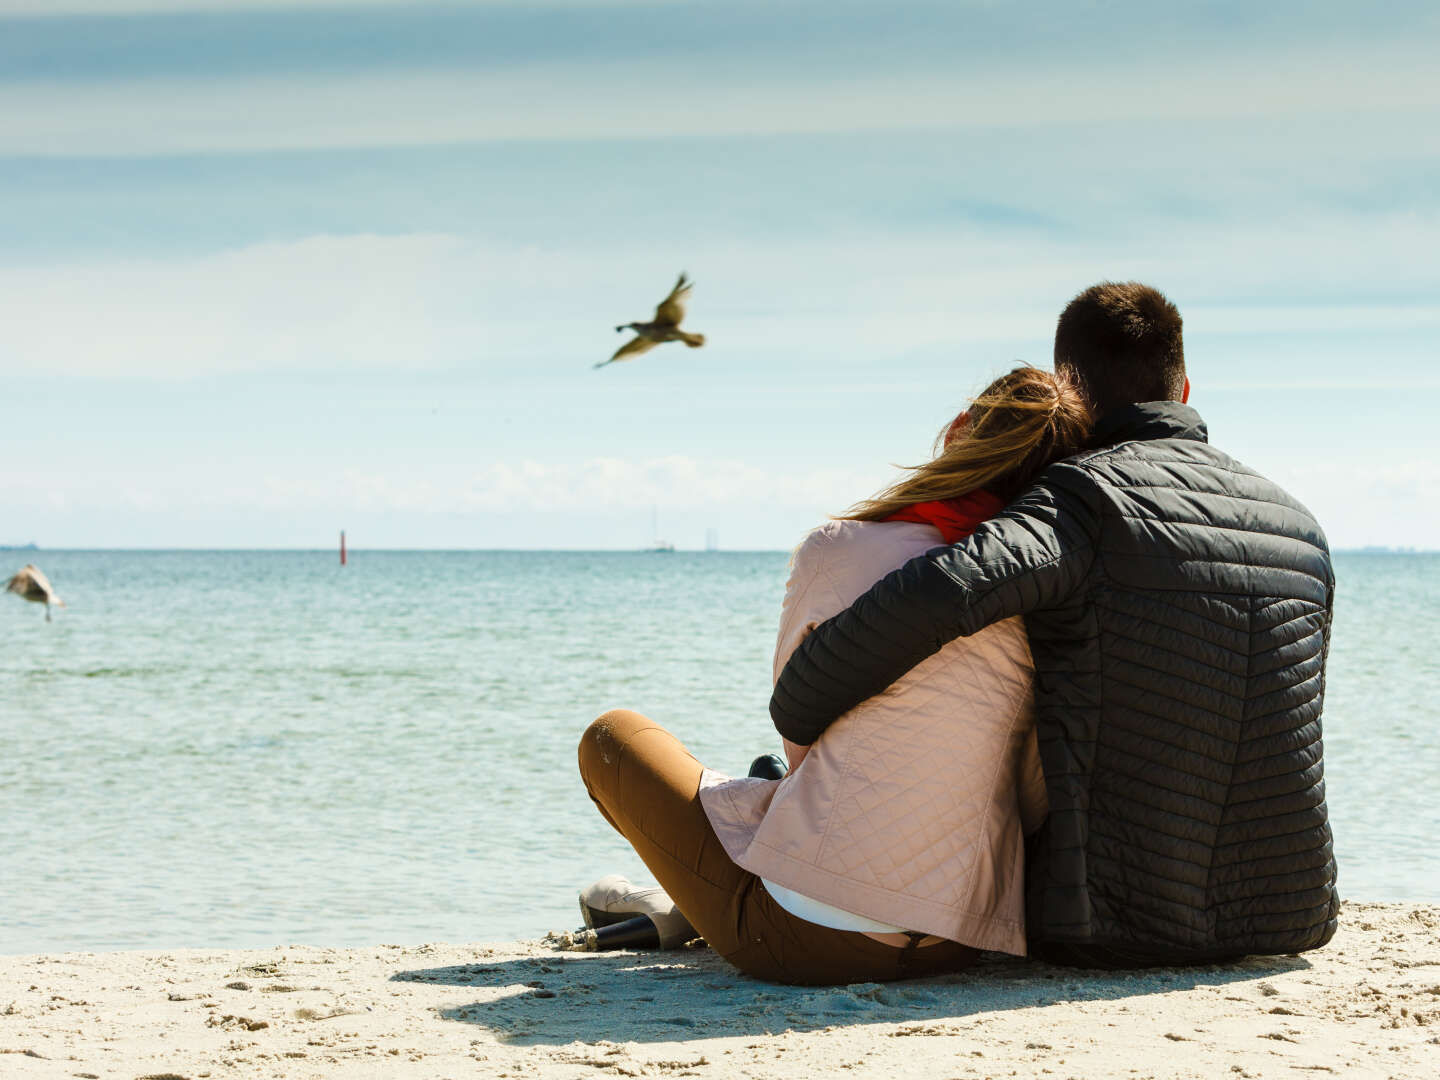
[{"xmin": 2, "ymin": 550, "xmax": 1436, "ymax": 954}]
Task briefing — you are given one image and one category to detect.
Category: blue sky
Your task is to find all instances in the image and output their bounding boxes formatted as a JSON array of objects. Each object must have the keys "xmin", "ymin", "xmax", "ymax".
[{"xmin": 3, "ymin": 0, "xmax": 1437, "ymax": 549}]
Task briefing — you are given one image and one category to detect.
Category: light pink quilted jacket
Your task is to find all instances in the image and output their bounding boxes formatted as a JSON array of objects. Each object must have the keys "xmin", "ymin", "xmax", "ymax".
[{"xmin": 699, "ymin": 518, "xmax": 1048, "ymax": 955}]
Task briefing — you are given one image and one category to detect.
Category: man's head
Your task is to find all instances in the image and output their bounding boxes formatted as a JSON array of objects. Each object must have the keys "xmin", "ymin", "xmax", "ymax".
[{"xmin": 1053, "ymin": 282, "xmax": 1186, "ymax": 415}]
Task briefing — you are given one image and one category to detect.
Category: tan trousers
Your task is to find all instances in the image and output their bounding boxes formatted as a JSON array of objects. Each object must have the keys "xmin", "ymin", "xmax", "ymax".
[{"xmin": 577, "ymin": 709, "xmax": 979, "ymax": 986}]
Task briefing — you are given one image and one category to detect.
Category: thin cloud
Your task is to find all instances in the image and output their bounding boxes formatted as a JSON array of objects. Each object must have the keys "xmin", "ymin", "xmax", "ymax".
[
  {"xmin": 5, "ymin": 455, "xmax": 1435, "ymax": 551},
  {"xmin": 0, "ymin": 456, "xmax": 894, "ymax": 516},
  {"xmin": 1269, "ymin": 461, "xmax": 1440, "ymax": 551},
  {"xmin": 0, "ymin": 46, "xmax": 1435, "ymax": 157},
  {"xmin": 3, "ymin": 221, "xmax": 1437, "ymax": 379}
]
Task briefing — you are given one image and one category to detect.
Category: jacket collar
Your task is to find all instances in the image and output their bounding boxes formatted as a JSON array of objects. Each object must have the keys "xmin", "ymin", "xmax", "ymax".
[{"xmin": 1091, "ymin": 401, "xmax": 1208, "ymax": 448}]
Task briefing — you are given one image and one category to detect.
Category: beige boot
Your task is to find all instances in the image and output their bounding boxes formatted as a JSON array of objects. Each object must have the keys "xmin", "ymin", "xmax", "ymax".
[{"xmin": 577, "ymin": 875, "xmax": 697, "ymax": 949}]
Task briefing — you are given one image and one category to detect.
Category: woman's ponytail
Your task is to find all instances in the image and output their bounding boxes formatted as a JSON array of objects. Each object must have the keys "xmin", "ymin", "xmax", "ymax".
[{"xmin": 843, "ymin": 366, "xmax": 1092, "ymax": 522}]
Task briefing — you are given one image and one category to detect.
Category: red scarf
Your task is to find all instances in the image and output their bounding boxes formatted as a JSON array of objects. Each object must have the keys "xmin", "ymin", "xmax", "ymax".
[{"xmin": 884, "ymin": 490, "xmax": 1005, "ymax": 542}]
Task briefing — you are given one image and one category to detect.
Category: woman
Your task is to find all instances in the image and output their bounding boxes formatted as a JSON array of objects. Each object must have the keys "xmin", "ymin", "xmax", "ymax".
[{"xmin": 578, "ymin": 366, "xmax": 1091, "ymax": 985}]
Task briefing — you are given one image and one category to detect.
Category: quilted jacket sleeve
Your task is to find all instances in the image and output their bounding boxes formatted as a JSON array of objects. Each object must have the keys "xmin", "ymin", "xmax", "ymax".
[
  {"xmin": 769, "ymin": 465, "xmax": 1100, "ymax": 745},
  {"xmin": 772, "ymin": 528, "xmax": 834, "ymax": 685}
]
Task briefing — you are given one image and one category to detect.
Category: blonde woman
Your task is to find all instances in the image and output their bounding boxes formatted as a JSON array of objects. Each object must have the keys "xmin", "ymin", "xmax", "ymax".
[{"xmin": 579, "ymin": 366, "xmax": 1092, "ymax": 985}]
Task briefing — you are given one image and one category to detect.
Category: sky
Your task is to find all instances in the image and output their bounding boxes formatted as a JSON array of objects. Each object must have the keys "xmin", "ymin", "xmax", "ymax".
[{"xmin": 2, "ymin": 0, "xmax": 1437, "ymax": 550}]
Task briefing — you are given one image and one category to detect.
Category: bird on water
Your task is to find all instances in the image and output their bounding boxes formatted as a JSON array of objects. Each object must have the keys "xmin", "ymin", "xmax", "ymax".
[
  {"xmin": 598, "ymin": 273, "xmax": 707, "ymax": 368},
  {"xmin": 6, "ymin": 563, "xmax": 65, "ymax": 622}
]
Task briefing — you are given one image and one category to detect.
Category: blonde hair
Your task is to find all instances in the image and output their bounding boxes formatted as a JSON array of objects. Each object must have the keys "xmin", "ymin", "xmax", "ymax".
[{"xmin": 843, "ymin": 366, "xmax": 1093, "ymax": 522}]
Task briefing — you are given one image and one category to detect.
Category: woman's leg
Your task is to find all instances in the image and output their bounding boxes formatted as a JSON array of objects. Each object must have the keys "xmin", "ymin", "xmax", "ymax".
[
  {"xmin": 578, "ymin": 709, "xmax": 761, "ymax": 959},
  {"xmin": 577, "ymin": 709, "xmax": 978, "ymax": 985}
]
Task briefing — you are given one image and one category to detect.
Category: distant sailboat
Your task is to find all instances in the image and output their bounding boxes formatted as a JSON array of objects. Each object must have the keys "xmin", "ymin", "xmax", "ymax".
[{"xmin": 646, "ymin": 507, "xmax": 675, "ymax": 553}]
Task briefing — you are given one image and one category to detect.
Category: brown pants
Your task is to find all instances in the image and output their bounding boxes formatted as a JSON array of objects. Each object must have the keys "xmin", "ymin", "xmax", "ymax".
[{"xmin": 577, "ymin": 709, "xmax": 979, "ymax": 986}]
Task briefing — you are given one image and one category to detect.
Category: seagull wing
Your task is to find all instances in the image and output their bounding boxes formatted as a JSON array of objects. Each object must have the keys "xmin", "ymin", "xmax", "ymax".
[
  {"xmin": 596, "ymin": 335, "xmax": 660, "ymax": 367},
  {"xmin": 26, "ymin": 565, "xmax": 58, "ymax": 601},
  {"xmin": 8, "ymin": 564, "xmax": 57, "ymax": 602},
  {"xmin": 652, "ymin": 273, "xmax": 692, "ymax": 328}
]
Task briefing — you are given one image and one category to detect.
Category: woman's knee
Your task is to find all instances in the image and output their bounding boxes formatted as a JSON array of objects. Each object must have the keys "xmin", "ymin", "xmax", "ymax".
[{"xmin": 578, "ymin": 709, "xmax": 654, "ymax": 786}]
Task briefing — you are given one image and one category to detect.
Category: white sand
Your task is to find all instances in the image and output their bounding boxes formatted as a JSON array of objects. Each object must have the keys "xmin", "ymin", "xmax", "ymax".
[{"xmin": 2, "ymin": 901, "xmax": 1437, "ymax": 1079}]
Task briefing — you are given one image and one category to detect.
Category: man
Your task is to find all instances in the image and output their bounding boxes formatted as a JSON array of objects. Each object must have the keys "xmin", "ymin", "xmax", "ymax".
[{"xmin": 770, "ymin": 282, "xmax": 1338, "ymax": 967}]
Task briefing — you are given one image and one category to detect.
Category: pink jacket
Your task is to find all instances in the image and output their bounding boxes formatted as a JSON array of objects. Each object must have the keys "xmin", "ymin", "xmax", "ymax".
[{"xmin": 699, "ymin": 518, "xmax": 1048, "ymax": 955}]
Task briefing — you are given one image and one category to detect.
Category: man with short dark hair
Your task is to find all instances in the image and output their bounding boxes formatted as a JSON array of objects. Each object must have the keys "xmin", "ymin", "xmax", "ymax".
[
  {"xmin": 770, "ymin": 282, "xmax": 1339, "ymax": 967},
  {"xmin": 1055, "ymin": 282, "xmax": 1187, "ymax": 411}
]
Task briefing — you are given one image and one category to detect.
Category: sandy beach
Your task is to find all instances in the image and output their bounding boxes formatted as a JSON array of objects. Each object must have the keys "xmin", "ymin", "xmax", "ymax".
[{"xmin": 1, "ymin": 901, "xmax": 1435, "ymax": 1079}]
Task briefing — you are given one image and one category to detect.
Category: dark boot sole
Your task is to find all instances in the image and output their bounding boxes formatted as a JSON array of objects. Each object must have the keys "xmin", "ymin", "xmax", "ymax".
[{"xmin": 579, "ymin": 898, "xmax": 636, "ymax": 930}]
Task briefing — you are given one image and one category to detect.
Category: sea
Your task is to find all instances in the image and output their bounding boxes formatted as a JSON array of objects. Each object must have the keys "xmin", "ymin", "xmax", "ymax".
[{"xmin": 2, "ymin": 550, "xmax": 1436, "ymax": 955}]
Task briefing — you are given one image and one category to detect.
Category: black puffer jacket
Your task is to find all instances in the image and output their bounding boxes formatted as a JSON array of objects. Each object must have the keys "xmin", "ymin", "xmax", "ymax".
[{"xmin": 770, "ymin": 403, "xmax": 1338, "ymax": 965}]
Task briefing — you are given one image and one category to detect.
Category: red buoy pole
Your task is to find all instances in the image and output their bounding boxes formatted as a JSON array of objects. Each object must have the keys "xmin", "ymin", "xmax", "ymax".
[{"xmin": 340, "ymin": 530, "xmax": 347, "ymax": 566}]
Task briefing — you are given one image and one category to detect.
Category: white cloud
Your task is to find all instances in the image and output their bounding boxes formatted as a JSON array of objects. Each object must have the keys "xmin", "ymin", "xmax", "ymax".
[
  {"xmin": 0, "ymin": 233, "xmax": 492, "ymax": 377},
  {"xmin": 0, "ymin": 454, "xmax": 892, "ymax": 518},
  {"xmin": 301, "ymin": 457, "xmax": 1440, "ymax": 550},
  {"xmin": 6, "ymin": 453, "xmax": 1436, "ymax": 550},
  {"xmin": 1270, "ymin": 461, "xmax": 1440, "ymax": 551},
  {"xmin": 0, "ymin": 229, "xmax": 1083, "ymax": 377},
  {"xmin": 3, "ymin": 221, "xmax": 1437, "ymax": 380},
  {"xmin": 0, "ymin": 45, "xmax": 1435, "ymax": 157},
  {"xmin": 1190, "ymin": 305, "xmax": 1440, "ymax": 337},
  {"xmin": 336, "ymin": 457, "xmax": 887, "ymax": 514},
  {"xmin": 2, "ymin": 213, "xmax": 1440, "ymax": 383}
]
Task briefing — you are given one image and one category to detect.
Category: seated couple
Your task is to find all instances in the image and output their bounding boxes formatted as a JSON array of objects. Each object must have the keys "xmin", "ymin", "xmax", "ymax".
[{"xmin": 579, "ymin": 282, "xmax": 1339, "ymax": 985}]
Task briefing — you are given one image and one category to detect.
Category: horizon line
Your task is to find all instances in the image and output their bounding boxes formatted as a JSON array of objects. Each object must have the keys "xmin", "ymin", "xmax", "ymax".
[
  {"xmin": 4, "ymin": 545, "xmax": 1435, "ymax": 555},
  {"xmin": 0, "ymin": 545, "xmax": 789, "ymax": 553}
]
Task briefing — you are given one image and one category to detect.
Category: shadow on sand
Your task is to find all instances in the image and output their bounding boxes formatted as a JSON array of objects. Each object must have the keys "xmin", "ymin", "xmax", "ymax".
[{"xmin": 392, "ymin": 946, "xmax": 1312, "ymax": 1046}]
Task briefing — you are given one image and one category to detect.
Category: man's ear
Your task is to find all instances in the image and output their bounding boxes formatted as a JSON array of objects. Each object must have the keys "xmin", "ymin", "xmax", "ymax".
[
  {"xmin": 1181, "ymin": 376, "xmax": 1191, "ymax": 404},
  {"xmin": 944, "ymin": 410, "xmax": 970, "ymax": 447}
]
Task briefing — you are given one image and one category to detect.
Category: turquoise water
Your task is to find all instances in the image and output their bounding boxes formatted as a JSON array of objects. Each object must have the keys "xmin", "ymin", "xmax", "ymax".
[{"xmin": 1, "ymin": 550, "xmax": 1436, "ymax": 953}]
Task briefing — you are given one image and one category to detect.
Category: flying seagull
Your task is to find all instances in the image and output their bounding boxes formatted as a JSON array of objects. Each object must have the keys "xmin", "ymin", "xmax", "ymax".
[
  {"xmin": 6, "ymin": 563, "xmax": 65, "ymax": 622},
  {"xmin": 598, "ymin": 273, "xmax": 707, "ymax": 368}
]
